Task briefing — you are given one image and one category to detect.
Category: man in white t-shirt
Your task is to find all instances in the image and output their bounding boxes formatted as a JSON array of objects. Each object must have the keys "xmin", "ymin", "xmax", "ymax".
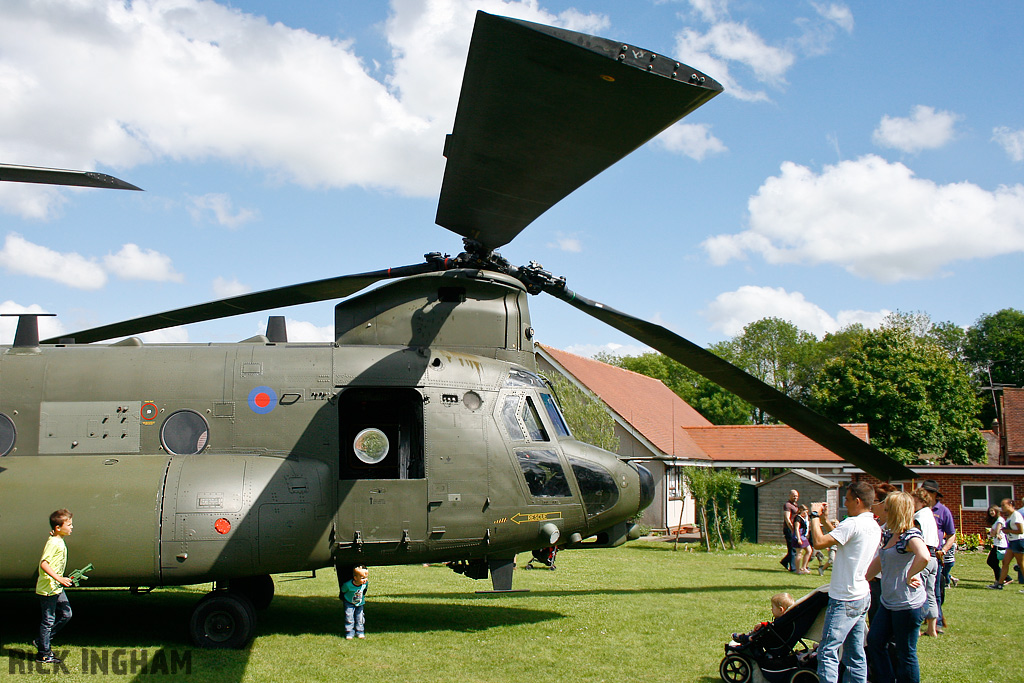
[{"xmin": 810, "ymin": 482, "xmax": 881, "ymax": 683}]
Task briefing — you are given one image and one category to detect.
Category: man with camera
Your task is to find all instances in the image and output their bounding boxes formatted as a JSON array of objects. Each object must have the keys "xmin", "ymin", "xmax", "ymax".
[{"xmin": 810, "ymin": 482, "xmax": 881, "ymax": 683}]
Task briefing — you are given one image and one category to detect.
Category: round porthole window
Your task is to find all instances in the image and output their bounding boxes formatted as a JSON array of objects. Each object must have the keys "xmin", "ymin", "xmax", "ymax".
[
  {"xmin": 0, "ymin": 413, "xmax": 15, "ymax": 456},
  {"xmin": 161, "ymin": 410, "xmax": 210, "ymax": 455},
  {"xmin": 353, "ymin": 428, "xmax": 389, "ymax": 464}
]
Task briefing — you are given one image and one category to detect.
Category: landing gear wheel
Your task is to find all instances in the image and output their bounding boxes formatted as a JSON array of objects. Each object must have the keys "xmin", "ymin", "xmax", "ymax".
[
  {"xmin": 230, "ymin": 575, "xmax": 275, "ymax": 610},
  {"xmin": 719, "ymin": 654, "xmax": 752, "ymax": 683},
  {"xmin": 189, "ymin": 591, "xmax": 257, "ymax": 649}
]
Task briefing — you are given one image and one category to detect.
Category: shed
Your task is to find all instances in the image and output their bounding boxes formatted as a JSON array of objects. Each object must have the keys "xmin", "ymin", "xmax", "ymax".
[{"xmin": 756, "ymin": 469, "xmax": 839, "ymax": 544}]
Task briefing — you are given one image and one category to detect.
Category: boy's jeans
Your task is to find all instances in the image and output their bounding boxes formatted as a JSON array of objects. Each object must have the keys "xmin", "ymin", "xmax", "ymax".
[
  {"xmin": 343, "ymin": 601, "xmax": 364, "ymax": 638},
  {"xmin": 817, "ymin": 594, "xmax": 870, "ymax": 683},
  {"xmin": 38, "ymin": 591, "xmax": 72, "ymax": 652}
]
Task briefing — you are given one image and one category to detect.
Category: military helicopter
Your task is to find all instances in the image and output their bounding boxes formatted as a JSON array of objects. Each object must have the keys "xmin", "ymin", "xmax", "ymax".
[{"xmin": 0, "ymin": 12, "xmax": 915, "ymax": 649}]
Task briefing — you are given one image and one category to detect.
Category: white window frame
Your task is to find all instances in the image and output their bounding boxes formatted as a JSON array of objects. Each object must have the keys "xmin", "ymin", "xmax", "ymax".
[{"xmin": 961, "ymin": 482, "xmax": 1015, "ymax": 511}]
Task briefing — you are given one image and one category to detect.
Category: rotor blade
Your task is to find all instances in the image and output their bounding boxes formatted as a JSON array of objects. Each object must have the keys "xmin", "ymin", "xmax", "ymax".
[
  {"xmin": 543, "ymin": 284, "xmax": 917, "ymax": 481},
  {"xmin": 43, "ymin": 261, "xmax": 444, "ymax": 344},
  {"xmin": 0, "ymin": 163, "xmax": 142, "ymax": 191},
  {"xmin": 436, "ymin": 12, "xmax": 721, "ymax": 250}
]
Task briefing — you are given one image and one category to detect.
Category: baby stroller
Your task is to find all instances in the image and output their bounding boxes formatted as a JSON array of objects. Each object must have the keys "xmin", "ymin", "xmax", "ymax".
[
  {"xmin": 720, "ymin": 587, "xmax": 830, "ymax": 683},
  {"xmin": 523, "ymin": 546, "xmax": 558, "ymax": 570}
]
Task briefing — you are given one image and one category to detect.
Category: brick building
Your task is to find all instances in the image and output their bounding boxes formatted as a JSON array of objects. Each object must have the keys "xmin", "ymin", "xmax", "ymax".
[{"xmin": 998, "ymin": 387, "xmax": 1024, "ymax": 466}]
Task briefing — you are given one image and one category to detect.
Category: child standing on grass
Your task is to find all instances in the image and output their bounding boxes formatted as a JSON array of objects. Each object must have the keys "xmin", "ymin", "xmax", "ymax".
[
  {"xmin": 341, "ymin": 566, "xmax": 369, "ymax": 639},
  {"xmin": 35, "ymin": 509, "xmax": 74, "ymax": 664}
]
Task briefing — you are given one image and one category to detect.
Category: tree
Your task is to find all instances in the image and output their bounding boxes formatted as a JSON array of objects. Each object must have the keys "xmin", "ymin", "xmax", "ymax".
[
  {"xmin": 544, "ymin": 373, "xmax": 619, "ymax": 452},
  {"xmin": 963, "ymin": 308, "xmax": 1024, "ymax": 424},
  {"xmin": 810, "ymin": 323, "xmax": 986, "ymax": 465},
  {"xmin": 726, "ymin": 318, "xmax": 820, "ymax": 423},
  {"xmin": 681, "ymin": 467, "xmax": 742, "ymax": 551}
]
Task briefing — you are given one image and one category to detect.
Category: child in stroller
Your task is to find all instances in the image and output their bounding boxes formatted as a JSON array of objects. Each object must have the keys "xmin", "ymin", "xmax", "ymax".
[
  {"xmin": 720, "ymin": 586, "xmax": 830, "ymax": 683},
  {"xmin": 523, "ymin": 546, "xmax": 558, "ymax": 570}
]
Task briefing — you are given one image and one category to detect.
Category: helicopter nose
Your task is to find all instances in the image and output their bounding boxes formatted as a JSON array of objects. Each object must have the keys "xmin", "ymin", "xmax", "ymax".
[{"xmin": 636, "ymin": 464, "xmax": 655, "ymax": 512}]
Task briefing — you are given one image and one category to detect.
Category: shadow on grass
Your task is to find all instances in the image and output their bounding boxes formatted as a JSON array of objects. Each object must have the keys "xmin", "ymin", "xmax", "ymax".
[
  {"xmin": 0, "ymin": 586, "xmax": 562, "ymax": 645},
  {"xmin": 1, "ymin": 588, "xmax": 563, "ymax": 682},
  {"xmin": 392, "ymin": 584, "xmax": 763, "ymax": 600}
]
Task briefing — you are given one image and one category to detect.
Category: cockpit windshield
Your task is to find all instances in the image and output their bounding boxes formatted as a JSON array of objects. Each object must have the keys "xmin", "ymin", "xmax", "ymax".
[{"xmin": 539, "ymin": 392, "xmax": 571, "ymax": 438}]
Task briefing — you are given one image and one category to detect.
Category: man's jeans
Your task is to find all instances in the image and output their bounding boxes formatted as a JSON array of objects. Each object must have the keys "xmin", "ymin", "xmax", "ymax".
[
  {"xmin": 866, "ymin": 603, "xmax": 924, "ymax": 683},
  {"xmin": 38, "ymin": 591, "xmax": 72, "ymax": 652},
  {"xmin": 817, "ymin": 594, "xmax": 870, "ymax": 683}
]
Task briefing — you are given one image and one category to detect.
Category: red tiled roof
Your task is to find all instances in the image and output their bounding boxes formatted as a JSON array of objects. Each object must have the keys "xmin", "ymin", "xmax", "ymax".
[
  {"xmin": 684, "ymin": 424, "xmax": 869, "ymax": 463},
  {"xmin": 539, "ymin": 344, "xmax": 712, "ymax": 459}
]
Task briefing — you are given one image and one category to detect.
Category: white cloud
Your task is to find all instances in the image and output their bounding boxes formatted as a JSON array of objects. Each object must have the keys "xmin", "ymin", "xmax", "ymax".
[
  {"xmin": 688, "ymin": 0, "xmax": 728, "ymax": 23},
  {"xmin": 213, "ymin": 276, "xmax": 250, "ymax": 298},
  {"xmin": 547, "ymin": 232, "xmax": 582, "ymax": 253},
  {"xmin": 188, "ymin": 193, "xmax": 258, "ymax": 228},
  {"xmin": 702, "ymin": 285, "xmax": 889, "ymax": 337},
  {"xmin": 0, "ymin": 183, "xmax": 67, "ymax": 220},
  {"xmin": 278, "ymin": 317, "xmax": 334, "ymax": 342},
  {"xmin": 563, "ymin": 342, "xmax": 652, "ymax": 359},
  {"xmin": 0, "ymin": 300, "xmax": 67, "ymax": 344},
  {"xmin": 703, "ymin": 155, "xmax": 1024, "ymax": 282},
  {"xmin": 993, "ymin": 126, "xmax": 1024, "ymax": 162},
  {"xmin": 0, "ymin": 0, "xmax": 608, "ymax": 217},
  {"xmin": 796, "ymin": 3, "xmax": 854, "ymax": 56},
  {"xmin": 138, "ymin": 326, "xmax": 189, "ymax": 343},
  {"xmin": 104, "ymin": 243, "xmax": 183, "ymax": 282},
  {"xmin": 675, "ymin": 22, "xmax": 795, "ymax": 101},
  {"xmin": 813, "ymin": 3, "xmax": 854, "ymax": 33},
  {"xmin": 676, "ymin": 2, "xmax": 850, "ymax": 102},
  {"xmin": 655, "ymin": 122, "xmax": 727, "ymax": 160},
  {"xmin": 872, "ymin": 105, "xmax": 960, "ymax": 153},
  {"xmin": 0, "ymin": 233, "xmax": 106, "ymax": 289}
]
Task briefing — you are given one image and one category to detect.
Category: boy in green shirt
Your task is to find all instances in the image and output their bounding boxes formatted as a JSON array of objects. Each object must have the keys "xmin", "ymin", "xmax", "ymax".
[{"xmin": 35, "ymin": 509, "xmax": 74, "ymax": 664}]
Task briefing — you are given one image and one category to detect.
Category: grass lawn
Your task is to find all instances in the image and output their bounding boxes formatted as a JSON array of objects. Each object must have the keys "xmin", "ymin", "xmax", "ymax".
[{"xmin": 1, "ymin": 541, "xmax": 1018, "ymax": 682}]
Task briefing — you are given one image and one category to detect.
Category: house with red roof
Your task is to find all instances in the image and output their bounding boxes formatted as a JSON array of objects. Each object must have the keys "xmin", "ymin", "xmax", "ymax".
[{"xmin": 538, "ymin": 345, "xmax": 1024, "ymax": 535}]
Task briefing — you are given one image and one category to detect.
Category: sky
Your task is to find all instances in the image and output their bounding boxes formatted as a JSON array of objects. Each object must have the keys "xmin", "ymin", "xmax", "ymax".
[{"xmin": 1, "ymin": 0, "xmax": 1023, "ymax": 359}]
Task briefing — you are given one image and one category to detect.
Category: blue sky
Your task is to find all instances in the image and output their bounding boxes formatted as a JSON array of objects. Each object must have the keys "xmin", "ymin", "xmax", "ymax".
[{"xmin": 1, "ymin": 0, "xmax": 1023, "ymax": 358}]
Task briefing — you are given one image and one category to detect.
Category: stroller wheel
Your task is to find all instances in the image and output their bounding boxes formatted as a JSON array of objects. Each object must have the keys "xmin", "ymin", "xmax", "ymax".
[
  {"xmin": 789, "ymin": 670, "xmax": 819, "ymax": 683},
  {"xmin": 719, "ymin": 654, "xmax": 752, "ymax": 683}
]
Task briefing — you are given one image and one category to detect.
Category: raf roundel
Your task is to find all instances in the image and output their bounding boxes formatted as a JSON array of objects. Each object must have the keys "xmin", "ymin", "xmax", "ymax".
[{"xmin": 247, "ymin": 386, "xmax": 278, "ymax": 415}]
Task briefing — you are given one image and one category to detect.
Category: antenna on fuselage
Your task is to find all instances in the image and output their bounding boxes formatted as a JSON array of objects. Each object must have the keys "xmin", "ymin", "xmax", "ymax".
[
  {"xmin": 2, "ymin": 313, "xmax": 56, "ymax": 348},
  {"xmin": 266, "ymin": 316, "xmax": 287, "ymax": 343}
]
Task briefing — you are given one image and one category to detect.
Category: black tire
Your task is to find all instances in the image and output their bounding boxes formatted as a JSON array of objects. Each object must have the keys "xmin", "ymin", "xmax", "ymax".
[
  {"xmin": 719, "ymin": 654, "xmax": 752, "ymax": 683},
  {"xmin": 790, "ymin": 669, "xmax": 819, "ymax": 683},
  {"xmin": 189, "ymin": 592, "xmax": 257, "ymax": 649},
  {"xmin": 230, "ymin": 574, "xmax": 275, "ymax": 611}
]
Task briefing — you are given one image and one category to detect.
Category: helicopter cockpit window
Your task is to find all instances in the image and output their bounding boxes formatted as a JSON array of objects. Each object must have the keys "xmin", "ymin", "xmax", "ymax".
[
  {"xmin": 521, "ymin": 396, "xmax": 549, "ymax": 442},
  {"xmin": 505, "ymin": 367, "xmax": 546, "ymax": 388},
  {"xmin": 500, "ymin": 396, "xmax": 526, "ymax": 441},
  {"xmin": 0, "ymin": 413, "xmax": 16, "ymax": 456},
  {"xmin": 539, "ymin": 393, "xmax": 571, "ymax": 438},
  {"xmin": 160, "ymin": 410, "xmax": 210, "ymax": 455},
  {"xmin": 568, "ymin": 457, "xmax": 619, "ymax": 517},
  {"xmin": 516, "ymin": 449, "xmax": 571, "ymax": 498}
]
